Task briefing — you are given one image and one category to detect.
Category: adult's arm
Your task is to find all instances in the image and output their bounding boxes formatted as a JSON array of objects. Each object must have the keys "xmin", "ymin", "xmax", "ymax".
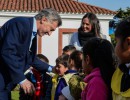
[
  {"xmin": 69, "ymin": 33, "xmax": 75, "ymax": 45},
  {"xmin": 31, "ymin": 55, "xmax": 53, "ymax": 73}
]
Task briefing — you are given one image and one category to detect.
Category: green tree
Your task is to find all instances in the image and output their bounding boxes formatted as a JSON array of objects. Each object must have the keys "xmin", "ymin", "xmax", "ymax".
[
  {"xmin": 115, "ymin": 8, "xmax": 125, "ymax": 18},
  {"xmin": 115, "ymin": 7, "xmax": 130, "ymax": 19},
  {"xmin": 110, "ymin": 7, "xmax": 130, "ymax": 47}
]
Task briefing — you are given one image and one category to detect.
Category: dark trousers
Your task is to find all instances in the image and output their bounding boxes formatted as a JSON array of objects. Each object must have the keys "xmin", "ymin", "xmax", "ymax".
[{"xmin": 0, "ymin": 73, "xmax": 15, "ymax": 100}]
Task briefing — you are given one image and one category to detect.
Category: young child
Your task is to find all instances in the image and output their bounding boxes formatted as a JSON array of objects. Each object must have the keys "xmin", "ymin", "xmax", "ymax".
[
  {"xmin": 68, "ymin": 74, "xmax": 86, "ymax": 100},
  {"xmin": 62, "ymin": 45, "xmax": 76, "ymax": 55},
  {"xmin": 111, "ymin": 17, "xmax": 130, "ymax": 99},
  {"xmin": 82, "ymin": 37, "xmax": 116, "ymax": 100},
  {"xmin": 56, "ymin": 50, "xmax": 83, "ymax": 100},
  {"xmin": 68, "ymin": 50, "xmax": 83, "ymax": 71},
  {"xmin": 51, "ymin": 54, "xmax": 69, "ymax": 100},
  {"xmin": 67, "ymin": 50, "xmax": 85, "ymax": 100},
  {"xmin": 19, "ymin": 54, "xmax": 52, "ymax": 100},
  {"xmin": 36, "ymin": 54, "xmax": 52, "ymax": 100}
]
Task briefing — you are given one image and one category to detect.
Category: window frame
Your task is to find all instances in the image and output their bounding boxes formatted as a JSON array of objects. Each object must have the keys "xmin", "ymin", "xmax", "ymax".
[{"xmin": 58, "ymin": 28, "xmax": 77, "ymax": 55}]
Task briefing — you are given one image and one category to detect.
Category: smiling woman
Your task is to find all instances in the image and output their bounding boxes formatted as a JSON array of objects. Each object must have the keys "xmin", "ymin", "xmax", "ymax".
[{"xmin": 69, "ymin": 12, "xmax": 101, "ymax": 50}]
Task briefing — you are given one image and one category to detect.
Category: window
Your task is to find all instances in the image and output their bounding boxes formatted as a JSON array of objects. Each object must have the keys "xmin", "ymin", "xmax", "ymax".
[{"xmin": 58, "ymin": 28, "xmax": 77, "ymax": 55}]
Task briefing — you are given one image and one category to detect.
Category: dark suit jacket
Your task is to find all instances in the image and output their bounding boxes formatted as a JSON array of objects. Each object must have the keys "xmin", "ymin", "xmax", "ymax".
[{"xmin": 0, "ymin": 17, "xmax": 50, "ymax": 90}]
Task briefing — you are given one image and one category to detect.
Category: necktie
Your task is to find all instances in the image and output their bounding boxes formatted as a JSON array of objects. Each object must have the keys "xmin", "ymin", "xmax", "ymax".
[
  {"xmin": 29, "ymin": 32, "xmax": 37, "ymax": 51},
  {"xmin": 30, "ymin": 36, "xmax": 37, "ymax": 54}
]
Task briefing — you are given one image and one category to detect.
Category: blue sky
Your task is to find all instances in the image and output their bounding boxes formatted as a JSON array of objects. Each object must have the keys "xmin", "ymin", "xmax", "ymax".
[{"xmin": 79, "ymin": 0, "xmax": 130, "ymax": 11}]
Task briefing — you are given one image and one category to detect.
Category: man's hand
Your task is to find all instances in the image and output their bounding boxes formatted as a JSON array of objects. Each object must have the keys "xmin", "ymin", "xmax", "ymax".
[{"xmin": 20, "ymin": 79, "xmax": 35, "ymax": 95}]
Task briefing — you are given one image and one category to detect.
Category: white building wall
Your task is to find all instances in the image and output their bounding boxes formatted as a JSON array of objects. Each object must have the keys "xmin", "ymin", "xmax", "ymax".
[
  {"xmin": 61, "ymin": 19, "xmax": 81, "ymax": 28},
  {"xmin": 0, "ymin": 17, "xmax": 11, "ymax": 26},
  {"xmin": 100, "ymin": 20, "xmax": 111, "ymax": 41},
  {"xmin": 41, "ymin": 29, "xmax": 59, "ymax": 66}
]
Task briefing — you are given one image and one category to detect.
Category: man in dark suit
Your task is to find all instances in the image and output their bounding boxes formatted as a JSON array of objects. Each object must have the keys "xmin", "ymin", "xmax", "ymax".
[{"xmin": 0, "ymin": 8, "xmax": 62, "ymax": 100}]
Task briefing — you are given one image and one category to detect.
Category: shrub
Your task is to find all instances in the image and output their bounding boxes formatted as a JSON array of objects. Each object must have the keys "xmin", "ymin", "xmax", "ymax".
[{"xmin": 109, "ymin": 34, "xmax": 116, "ymax": 47}]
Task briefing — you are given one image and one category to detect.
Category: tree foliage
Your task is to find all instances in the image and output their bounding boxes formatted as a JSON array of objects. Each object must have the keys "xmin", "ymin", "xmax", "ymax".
[
  {"xmin": 109, "ymin": 7, "xmax": 130, "ymax": 46},
  {"xmin": 109, "ymin": 34, "xmax": 116, "ymax": 47},
  {"xmin": 109, "ymin": 7, "xmax": 130, "ymax": 30},
  {"xmin": 115, "ymin": 7, "xmax": 130, "ymax": 18}
]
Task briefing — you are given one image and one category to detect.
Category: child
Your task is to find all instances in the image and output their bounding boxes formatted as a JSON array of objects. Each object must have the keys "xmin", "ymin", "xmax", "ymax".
[
  {"xmin": 19, "ymin": 54, "xmax": 52, "ymax": 100},
  {"xmin": 56, "ymin": 50, "xmax": 83, "ymax": 100},
  {"xmin": 51, "ymin": 54, "xmax": 69, "ymax": 100},
  {"xmin": 55, "ymin": 54, "xmax": 69, "ymax": 77},
  {"xmin": 111, "ymin": 17, "xmax": 130, "ymax": 99},
  {"xmin": 67, "ymin": 50, "xmax": 85, "ymax": 100},
  {"xmin": 36, "ymin": 54, "xmax": 52, "ymax": 100},
  {"xmin": 82, "ymin": 37, "xmax": 116, "ymax": 100},
  {"xmin": 68, "ymin": 74, "xmax": 86, "ymax": 100},
  {"xmin": 62, "ymin": 45, "xmax": 76, "ymax": 55}
]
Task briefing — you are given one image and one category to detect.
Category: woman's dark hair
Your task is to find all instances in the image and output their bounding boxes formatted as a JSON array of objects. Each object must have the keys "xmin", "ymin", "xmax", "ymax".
[
  {"xmin": 115, "ymin": 17, "xmax": 130, "ymax": 47},
  {"xmin": 79, "ymin": 12, "xmax": 101, "ymax": 37},
  {"xmin": 56, "ymin": 54, "xmax": 69, "ymax": 68},
  {"xmin": 69, "ymin": 50, "xmax": 82, "ymax": 70},
  {"xmin": 82, "ymin": 37, "xmax": 116, "ymax": 100}
]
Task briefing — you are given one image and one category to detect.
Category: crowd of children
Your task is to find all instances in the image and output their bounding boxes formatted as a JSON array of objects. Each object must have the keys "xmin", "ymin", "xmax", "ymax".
[{"xmin": 17, "ymin": 17, "xmax": 130, "ymax": 100}]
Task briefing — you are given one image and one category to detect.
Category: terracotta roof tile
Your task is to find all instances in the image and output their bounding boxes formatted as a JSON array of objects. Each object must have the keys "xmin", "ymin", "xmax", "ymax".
[{"xmin": 0, "ymin": 0, "xmax": 116, "ymax": 15}]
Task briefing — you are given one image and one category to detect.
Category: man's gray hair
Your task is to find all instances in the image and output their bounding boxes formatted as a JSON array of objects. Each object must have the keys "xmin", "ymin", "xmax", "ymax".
[{"xmin": 35, "ymin": 8, "xmax": 62, "ymax": 27}]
